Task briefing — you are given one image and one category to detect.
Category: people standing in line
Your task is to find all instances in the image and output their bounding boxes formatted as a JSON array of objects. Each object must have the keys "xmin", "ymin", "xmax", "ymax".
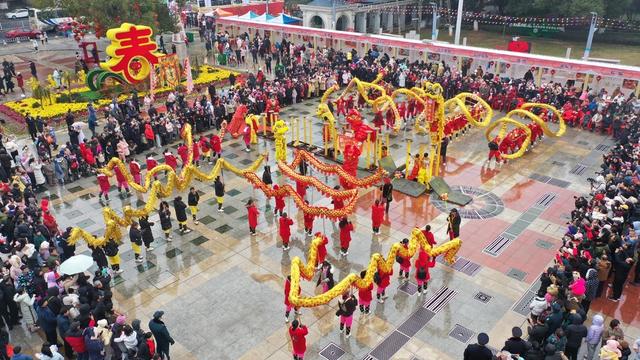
[
  {"xmin": 104, "ymin": 238, "xmax": 123, "ymax": 274},
  {"xmin": 139, "ymin": 215, "xmax": 155, "ymax": 251},
  {"xmin": 284, "ymin": 275, "xmax": 300, "ymax": 323},
  {"xmin": 129, "ymin": 221, "xmax": 145, "ymax": 263},
  {"xmin": 380, "ymin": 177, "xmax": 393, "ymax": 214},
  {"xmin": 173, "ymin": 196, "xmax": 191, "ymax": 234},
  {"xmin": 397, "ymin": 238, "xmax": 411, "ymax": 282},
  {"xmin": 338, "ymin": 217, "xmax": 353, "ymax": 256},
  {"xmin": 159, "ymin": 201, "xmax": 173, "ymax": 241},
  {"xmin": 447, "ymin": 208, "xmax": 461, "ymax": 239},
  {"xmin": 585, "ymin": 314, "xmax": 604, "ymax": 360},
  {"xmin": 609, "ymin": 248, "xmax": 634, "ymax": 301},
  {"xmin": 214, "ymin": 176, "xmax": 225, "ymax": 212},
  {"xmin": 187, "ymin": 187, "xmax": 200, "ymax": 225},
  {"xmin": 414, "ymin": 250, "xmax": 435, "ymax": 295},
  {"xmin": 463, "ymin": 333, "xmax": 493, "ymax": 360},
  {"xmin": 358, "ymin": 271, "xmax": 373, "ymax": 315},
  {"xmin": 273, "ymin": 184, "xmax": 285, "ymax": 216},
  {"xmin": 289, "ymin": 319, "xmax": 308, "ymax": 360},
  {"xmin": 564, "ymin": 316, "xmax": 588, "ymax": 360},
  {"xmin": 336, "ymin": 293, "xmax": 357, "ymax": 338},
  {"xmin": 374, "ymin": 267, "xmax": 392, "ymax": 303},
  {"xmin": 279, "ymin": 212, "xmax": 294, "ymax": 251},
  {"xmin": 246, "ymin": 198, "xmax": 259, "ymax": 236},
  {"xmin": 371, "ymin": 200, "xmax": 385, "ymax": 235},
  {"xmin": 149, "ymin": 311, "xmax": 174, "ymax": 360},
  {"xmin": 303, "ymin": 201, "xmax": 314, "ymax": 236}
]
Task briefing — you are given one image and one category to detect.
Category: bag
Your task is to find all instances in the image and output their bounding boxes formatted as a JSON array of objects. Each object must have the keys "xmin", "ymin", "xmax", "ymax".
[
  {"xmin": 417, "ymin": 267, "xmax": 427, "ymax": 280},
  {"xmin": 373, "ymin": 271, "xmax": 381, "ymax": 284},
  {"xmin": 335, "ymin": 308, "xmax": 343, "ymax": 317},
  {"xmin": 488, "ymin": 141, "xmax": 499, "ymax": 150},
  {"xmin": 395, "ymin": 255, "xmax": 403, "ymax": 264}
]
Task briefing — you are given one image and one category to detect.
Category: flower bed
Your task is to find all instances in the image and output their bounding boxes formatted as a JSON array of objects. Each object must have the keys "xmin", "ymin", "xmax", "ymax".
[{"xmin": 2, "ymin": 66, "xmax": 238, "ymax": 122}]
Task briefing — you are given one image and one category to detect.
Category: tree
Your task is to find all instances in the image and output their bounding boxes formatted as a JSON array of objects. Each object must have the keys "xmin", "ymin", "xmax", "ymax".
[{"xmin": 32, "ymin": 0, "xmax": 183, "ymax": 38}]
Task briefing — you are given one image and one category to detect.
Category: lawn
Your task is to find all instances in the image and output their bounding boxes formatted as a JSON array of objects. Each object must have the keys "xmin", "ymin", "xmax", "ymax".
[{"xmin": 421, "ymin": 28, "xmax": 640, "ymax": 67}]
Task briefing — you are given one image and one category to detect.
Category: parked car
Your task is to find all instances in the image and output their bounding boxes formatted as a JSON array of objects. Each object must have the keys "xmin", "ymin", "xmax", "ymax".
[
  {"xmin": 4, "ymin": 29, "xmax": 41, "ymax": 39},
  {"xmin": 5, "ymin": 8, "xmax": 30, "ymax": 19}
]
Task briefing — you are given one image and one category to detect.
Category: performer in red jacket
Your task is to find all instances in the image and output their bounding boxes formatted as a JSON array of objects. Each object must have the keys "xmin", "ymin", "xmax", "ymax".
[
  {"xmin": 371, "ymin": 200, "xmax": 385, "ymax": 234},
  {"xmin": 199, "ymin": 136, "xmax": 212, "ymax": 164},
  {"xmin": 414, "ymin": 250, "xmax": 436, "ymax": 295},
  {"xmin": 375, "ymin": 267, "xmax": 392, "ymax": 303},
  {"xmin": 177, "ymin": 143, "xmax": 189, "ymax": 166},
  {"xmin": 339, "ymin": 217, "xmax": 354, "ymax": 256},
  {"xmin": 289, "ymin": 320, "xmax": 308, "ymax": 360},
  {"xmin": 315, "ymin": 233, "xmax": 328, "ymax": 268},
  {"xmin": 284, "ymin": 275, "xmax": 301, "ymax": 323},
  {"xmin": 113, "ymin": 163, "xmax": 130, "ymax": 195},
  {"xmin": 273, "ymin": 184, "xmax": 285, "ymax": 216},
  {"xmin": 129, "ymin": 159, "xmax": 142, "ymax": 185},
  {"xmin": 146, "ymin": 154, "xmax": 158, "ymax": 180},
  {"xmin": 97, "ymin": 173, "xmax": 111, "ymax": 202},
  {"xmin": 246, "ymin": 199, "xmax": 259, "ymax": 236},
  {"xmin": 163, "ymin": 149, "xmax": 178, "ymax": 170},
  {"xmin": 210, "ymin": 133, "xmax": 222, "ymax": 159},
  {"xmin": 279, "ymin": 212, "xmax": 294, "ymax": 250},
  {"xmin": 398, "ymin": 238, "xmax": 411, "ymax": 282},
  {"xmin": 358, "ymin": 270, "xmax": 373, "ymax": 314},
  {"xmin": 303, "ymin": 203, "xmax": 314, "ymax": 236}
]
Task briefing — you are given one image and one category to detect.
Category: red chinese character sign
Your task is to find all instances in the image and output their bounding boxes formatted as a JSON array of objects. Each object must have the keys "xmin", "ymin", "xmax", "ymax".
[{"xmin": 101, "ymin": 23, "xmax": 163, "ymax": 84}]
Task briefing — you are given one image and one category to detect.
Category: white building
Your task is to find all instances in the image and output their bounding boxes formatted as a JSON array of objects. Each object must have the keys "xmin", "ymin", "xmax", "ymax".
[{"xmin": 299, "ymin": 0, "xmax": 417, "ymax": 33}]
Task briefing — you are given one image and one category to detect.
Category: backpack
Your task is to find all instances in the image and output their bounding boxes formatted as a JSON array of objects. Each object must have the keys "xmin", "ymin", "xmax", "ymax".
[{"xmin": 488, "ymin": 141, "xmax": 499, "ymax": 150}]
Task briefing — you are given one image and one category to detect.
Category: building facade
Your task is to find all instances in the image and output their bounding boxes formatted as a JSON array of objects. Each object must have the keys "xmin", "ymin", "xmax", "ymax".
[{"xmin": 299, "ymin": 0, "xmax": 416, "ymax": 34}]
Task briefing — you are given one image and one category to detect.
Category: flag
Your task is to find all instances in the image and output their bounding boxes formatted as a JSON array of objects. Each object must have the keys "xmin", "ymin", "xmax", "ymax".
[{"xmin": 184, "ymin": 58, "xmax": 194, "ymax": 94}]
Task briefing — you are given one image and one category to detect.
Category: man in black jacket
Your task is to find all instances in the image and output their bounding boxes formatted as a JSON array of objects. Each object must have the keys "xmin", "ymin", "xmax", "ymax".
[
  {"xmin": 609, "ymin": 248, "xmax": 634, "ymax": 301},
  {"xmin": 463, "ymin": 332, "xmax": 492, "ymax": 360},
  {"xmin": 564, "ymin": 316, "xmax": 587, "ymax": 360},
  {"xmin": 502, "ymin": 326, "xmax": 530, "ymax": 357}
]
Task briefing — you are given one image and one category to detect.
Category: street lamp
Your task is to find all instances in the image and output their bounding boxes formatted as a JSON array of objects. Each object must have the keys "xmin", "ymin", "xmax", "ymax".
[
  {"xmin": 583, "ymin": 12, "xmax": 597, "ymax": 60},
  {"xmin": 454, "ymin": 0, "xmax": 463, "ymax": 45},
  {"xmin": 430, "ymin": 2, "xmax": 438, "ymax": 41}
]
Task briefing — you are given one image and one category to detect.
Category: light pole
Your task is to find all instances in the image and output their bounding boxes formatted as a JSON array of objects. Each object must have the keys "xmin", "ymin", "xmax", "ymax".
[
  {"xmin": 583, "ymin": 12, "xmax": 597, "ymax": 60},
  {"xmin": 331, "ymin": 0, "xmax": 336, "ymax": 30},
  {"xmin": 430, "ymin": 2, "xmax": 438, "ymax": 41},
  {"xmin": 454, "ymin": 0, "xmax": 463, "ymax": 45}
]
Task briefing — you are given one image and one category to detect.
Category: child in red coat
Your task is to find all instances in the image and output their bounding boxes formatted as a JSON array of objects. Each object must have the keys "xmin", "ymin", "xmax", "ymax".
[
  {"xmin": 303, "ymin": 202, "xmax": 314, "ymax": 236},
  {"xmin": 163, "ymin": 150, "xmax": 178, "ymax": 170},
  {"xmin": 339, "ymin": 217, "xmax": 354, "ymax": 256},
  {"xmin": 279, "ymin": 212, "xmax": 294, "ymax": 250},
  {"xmin": 289, "ymin": 320, "xmax": 308, "ymax": 360},
  {"xmin": 273, "ymin": 184, "xmax": 285, "ymax": 216},
  {"xmin": 414, "ymin": 250, "xmax": 436, "ymax": 295},
  {"xmin": 146, "ymin": 155, "xmax": 158, "ymax": 179},
  {"xmin": 374, "ymin": 267, "xmax": 392, "ymax": 303},
  {"xmin": 113, "ymin": 163, "xmax": 131, "ymax": 195},
  {"xmin": 284, "ymin": 275, "xmax": 301, "ymax": 323},
  {"xmin": 246, "ymin": 199, "xmax": 259, "ymax": 236},
  {"xmin": 129, "ymin": 159, "xmax": 142, "ymax": 185},
  {"xmin": 397, "ymin": 238, "xmax": 411, "ymax": 282},
  {"xmin": 358, "ymin": 270, "xmax": 373, "ymax": 314},
  {"xmin": 97, "ymin": 173, "xmax": 110, "ymax": 202},
  {"xmin": 371, "ymin": 200, "xmax": 385, "ymax": 234}
]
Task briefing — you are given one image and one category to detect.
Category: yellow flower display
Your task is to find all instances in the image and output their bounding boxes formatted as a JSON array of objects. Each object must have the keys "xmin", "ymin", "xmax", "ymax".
[{"xmin": 4, "ymin": 66, "xmax": 238, "ymax": 120}]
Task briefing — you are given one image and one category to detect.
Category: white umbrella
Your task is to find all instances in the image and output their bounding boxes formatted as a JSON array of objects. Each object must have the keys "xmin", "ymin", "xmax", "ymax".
[
  {"xmin": 72, "ymin": 121, "xmax": 87, "ymax": 129},
  {"xmin": 59, "ymin": 255, "xmax": 94, "ymax": 275}
]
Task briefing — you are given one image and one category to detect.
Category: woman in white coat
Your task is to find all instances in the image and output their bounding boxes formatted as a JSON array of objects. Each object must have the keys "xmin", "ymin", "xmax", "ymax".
[
  {"xmin": 32, "ymin": 158, "xmax": 46, "ymax": 190},
  {"xmin": 13, "ymin": 288, "xmax": 38, "ymax": 332}
]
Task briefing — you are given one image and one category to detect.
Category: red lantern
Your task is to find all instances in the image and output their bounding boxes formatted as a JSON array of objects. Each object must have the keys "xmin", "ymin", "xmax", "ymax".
[
  {"xmin": 453, "ymin": 56, "xmax": 458, "ymax": 61},
  {"xmin": 550, "ymin": 69, "xmax": 556, "ymax": 75},
  {"xmin": 506, "ymin": 63, "xmax": 511, "ymax": 68},
  {"xmin": 596, "ymin": 75, "xmax": 602, "ymax": 81},
  {"xmin": 419, "ymin": 51, "xmax": 424, "ymax": 56}
]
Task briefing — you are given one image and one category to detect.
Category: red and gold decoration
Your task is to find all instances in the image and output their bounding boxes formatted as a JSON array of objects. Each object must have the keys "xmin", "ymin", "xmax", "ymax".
[{"xmin": 289, "ymin": 228, "xmax": 462, "ymax": 307}]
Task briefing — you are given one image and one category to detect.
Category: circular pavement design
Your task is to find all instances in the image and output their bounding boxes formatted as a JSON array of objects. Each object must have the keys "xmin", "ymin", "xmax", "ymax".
[{"xmin": 430, "ymin": 185, "xmax": 504, "ymax": 219}]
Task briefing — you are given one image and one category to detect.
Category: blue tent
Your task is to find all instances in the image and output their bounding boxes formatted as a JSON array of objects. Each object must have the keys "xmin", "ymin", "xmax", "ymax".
[
  {"xmin": 269, "ymin": 14, "xmax": 302, "ymax": 24},
  {"xmin": 254, "ymin": 13, "xmax": 276, "ymax": 22}
]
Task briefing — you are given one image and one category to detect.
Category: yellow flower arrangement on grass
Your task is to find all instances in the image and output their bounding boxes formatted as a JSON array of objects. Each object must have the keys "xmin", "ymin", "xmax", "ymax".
[{"xmin": 4, "ymin": 66, "xmax": 238, "ymax": 120}]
